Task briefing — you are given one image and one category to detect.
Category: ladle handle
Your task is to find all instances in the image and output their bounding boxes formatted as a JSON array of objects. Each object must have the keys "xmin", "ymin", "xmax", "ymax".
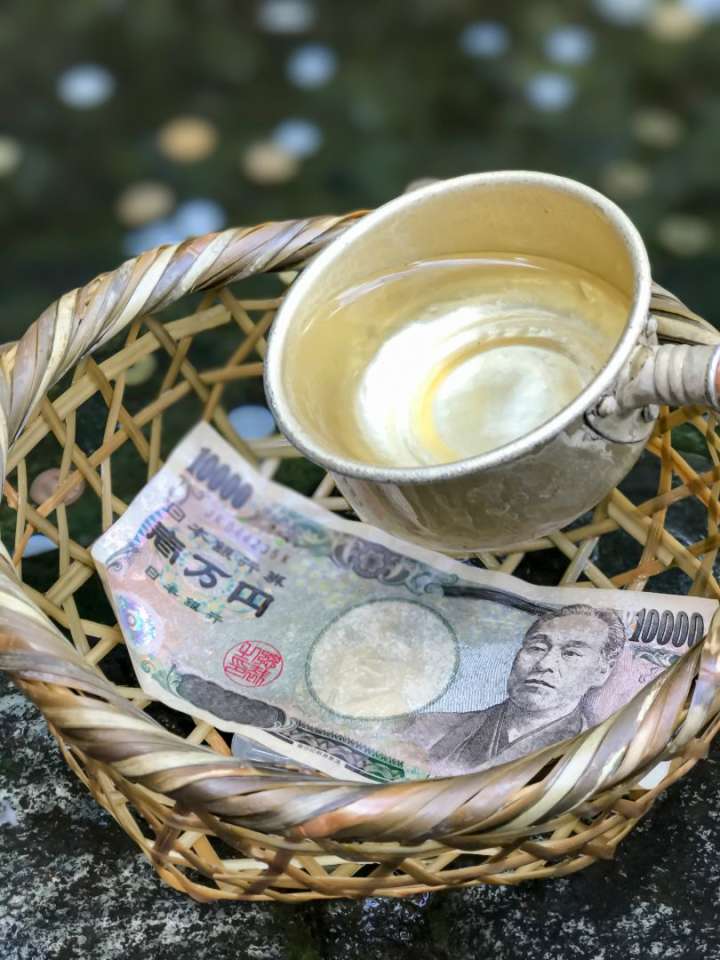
[{"xmin": 615, "ymin": 343, "xmax": 720, "ymax": 415}]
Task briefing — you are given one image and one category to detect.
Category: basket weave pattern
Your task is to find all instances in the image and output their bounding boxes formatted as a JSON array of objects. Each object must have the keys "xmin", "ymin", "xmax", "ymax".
[{"xmin": 1, "ymin": 216, "xmax": 720, "ymax": 902}]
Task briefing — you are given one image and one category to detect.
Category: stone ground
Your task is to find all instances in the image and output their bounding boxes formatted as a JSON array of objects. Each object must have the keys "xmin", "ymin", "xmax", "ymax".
[{"xmin": 2, "ymin": 672, "xmax": 720, "ymax": 960}]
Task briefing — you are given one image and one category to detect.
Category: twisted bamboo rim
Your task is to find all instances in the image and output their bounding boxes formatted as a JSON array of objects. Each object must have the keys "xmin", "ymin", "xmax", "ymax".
[{"xmin": 1, "ymin": 212, "xmax": 719, "ymax": 863}]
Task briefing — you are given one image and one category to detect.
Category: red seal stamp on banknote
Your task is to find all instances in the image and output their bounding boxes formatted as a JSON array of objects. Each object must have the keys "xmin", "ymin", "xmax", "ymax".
[{"xmin": 223, "ymin": 640, "xmax": 284, "ymax": 688}]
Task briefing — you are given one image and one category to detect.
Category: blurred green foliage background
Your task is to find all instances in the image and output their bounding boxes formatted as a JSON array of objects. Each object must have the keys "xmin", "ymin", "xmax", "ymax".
[{"xmin": 1, "ymin": 0, "xmax": 719, "ymax": 338}]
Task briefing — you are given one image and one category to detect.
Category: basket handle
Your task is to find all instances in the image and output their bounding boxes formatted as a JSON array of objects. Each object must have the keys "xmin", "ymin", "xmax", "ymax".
[{"xmin": 0, "ymin": 214, "xmax": 365, "ymax": 461}]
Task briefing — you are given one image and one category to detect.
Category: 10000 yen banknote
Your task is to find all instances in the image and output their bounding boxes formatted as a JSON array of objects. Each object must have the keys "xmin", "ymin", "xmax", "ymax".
[{"xmin": 92, "ymin": 422, "xmax": 717, "ymax": 782}]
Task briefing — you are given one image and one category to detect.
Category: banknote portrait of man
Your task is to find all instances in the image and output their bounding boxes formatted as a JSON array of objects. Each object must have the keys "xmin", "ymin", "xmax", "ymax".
[{"xmin": 414, "ymin": 603, "xmax": 626, "ymax": 775}]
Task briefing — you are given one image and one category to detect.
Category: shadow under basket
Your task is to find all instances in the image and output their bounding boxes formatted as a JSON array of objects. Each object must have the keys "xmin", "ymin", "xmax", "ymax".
[{"xmin": 2, "ymin": 213, "xmax": 720, "ymax": 903}]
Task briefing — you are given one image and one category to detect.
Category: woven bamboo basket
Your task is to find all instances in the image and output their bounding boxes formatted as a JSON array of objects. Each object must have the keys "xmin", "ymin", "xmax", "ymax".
[{"xmin": 2, "ymin": 213, "xmax": 720, "ymax": 903}]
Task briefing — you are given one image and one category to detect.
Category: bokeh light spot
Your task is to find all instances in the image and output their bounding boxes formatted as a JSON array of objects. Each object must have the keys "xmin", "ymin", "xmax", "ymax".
[
  {"xmin": 229, "ymin": 405, "xmax": 276, "ymax": 440},
  {"xmin": 125, "ymin": 354, "xmax": 158, "ymax": 386},
  {"xmin": 257, "ymin": 0, "xmax": 315, "ymax": 33},
  {"xmin": 157, "ymin": 116, "xmax": 218, "ymax": 164},
  {"xmin": 241, "ymin": 141, "xmax": 299, "ymax": 184},
  {"xmin": 658, "ymin": 215, "xmax": 714, "ymax": 256},
  {"xmin": 649, "ymin": 3, "xmax": 703, "ymax": 39},
  {"xmin": 30, "ymin": 468, "xmax": 85, "ymax": 508},
  {"xmin": 272, "ymin": 118, "xmax": 323, "ymax": 157},
  {"xmin": 57, "ymin": 64, "xmax": 116, "ymax": 109},
  {"xmin": 0, "ymin": 136, "xmax": 22, "ymax": 176},
  {"xmin": 174, "ymin": 198, "xmax": 226, "ymax": 235},
  {"xmin": 24, "ymin": 535, "xmax": 58, "ymax": 558},
  {"xmin": 601, "ymin": 161, "xmax": 652, "ymax": 199},
  {"xmin": 633, "ymin": 108, "xmax": 684, "ymax": 148},
  {"xmin": 592, "ymin": 0, "xmax": 655, "ymax": 25},
  {"xmin": 286, "ymin": 44, "xmax": 337, "ymax": 89},
  {"xmin": 544, "ymin": 25, "xmax": 595, "ymax": 65},
  {"xmin": 525, "ymin": 73, "xmax": 576, "ymax": 112},
  {"xmin": 458, "ymin": 21, "xmax": 510, "ymax": 59},
  {"xmin": 682, "ymin": 0, "xmax": 720, "ymax": 21},
  {"xmin": 116, "ymin": 181, "xmax": 176, "ymax": 227}
]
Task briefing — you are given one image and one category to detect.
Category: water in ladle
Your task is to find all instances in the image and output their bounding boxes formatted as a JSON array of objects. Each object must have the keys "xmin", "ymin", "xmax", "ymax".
[{"xmin": 297, "ymin": 253, "xmax": 629, "ymax": 468}]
